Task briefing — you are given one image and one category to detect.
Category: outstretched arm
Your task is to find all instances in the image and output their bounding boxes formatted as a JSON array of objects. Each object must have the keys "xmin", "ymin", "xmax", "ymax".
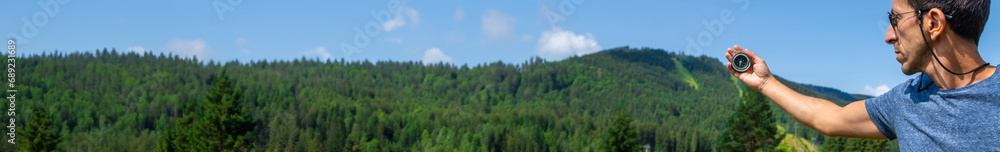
[{"xmin": 724, "ymin": 45, "xmax": 886, "ymax": 139}]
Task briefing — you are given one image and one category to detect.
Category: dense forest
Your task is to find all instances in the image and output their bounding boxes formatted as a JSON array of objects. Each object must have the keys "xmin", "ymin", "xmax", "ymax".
[{"xmin": 3, "ymin": 47, "xmax": 894, "ymax": 151}]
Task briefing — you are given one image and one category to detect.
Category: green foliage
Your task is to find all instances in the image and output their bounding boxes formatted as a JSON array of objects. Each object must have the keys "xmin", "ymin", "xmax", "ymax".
[
  {"xmin": 719, "ymin": 88, "xmax": 785, "ymax": 152},
  {"xmin": 604, "ymin": 110, "xmax": 640, "ymax": 152},
  {"xmin": 21, "ymin": 108, "xmax": 60, "ymax": 152},
  {"xmin": 157, "ymin": 68, "xmax": 255, "ymax": 152},
  {"xmin": 821, "ymin": 137, "xmax": 891, "ymax": 152},
  {"xmin": 7, "ymin": 47, "xmax": 895, "ymax": 151}
]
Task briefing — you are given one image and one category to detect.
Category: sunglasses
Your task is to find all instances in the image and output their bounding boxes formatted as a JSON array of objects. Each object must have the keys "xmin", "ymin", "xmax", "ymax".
[{"xmin": 888, "ymin": 9, "xmax": 954, "ymax": 28}]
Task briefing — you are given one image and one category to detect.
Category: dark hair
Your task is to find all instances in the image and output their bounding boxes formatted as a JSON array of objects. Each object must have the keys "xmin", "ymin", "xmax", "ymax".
[{"xmin": 908, "ymin": 0, "xmax": 990, "ymax": 45}]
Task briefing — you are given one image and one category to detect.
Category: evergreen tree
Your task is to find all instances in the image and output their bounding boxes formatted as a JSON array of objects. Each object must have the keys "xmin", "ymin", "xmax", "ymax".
[
  {"xmin": 604, "ymin": 110, "xmax": 639, "ymax": 152},
  {"xmin": 821, "ymin": 137, "xmax": 890, "ymax": 152},
  {"xmin": 196, "ymin": 68, "xmax": 255, "ymax": 151},
  {"xmin": 21, "ymin": 108, "xmax": 60, "ymax": 152},
  {"xmin": 156, "ymin": 96, "xmax": 201, "ymax": 152},
  {"xmin": 719, "ymin": 87, "xmax": 785, "ymax": 151},
  {"xmin": 821, "ymin": 137, "xmax": 846, "ymax": 151},
  {"xmin": 155, "ymin": 129, "xmax": 179, "ymax": 152},
  {"xmin": 157, "ymin": 68, "xmax": 255, "ymax": 152}
]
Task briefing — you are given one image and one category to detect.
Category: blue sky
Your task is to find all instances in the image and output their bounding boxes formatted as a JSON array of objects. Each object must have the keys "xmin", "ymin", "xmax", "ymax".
[{"xmin": 3, "ymin": 0, "xmax": 1000, "ymax": 97}]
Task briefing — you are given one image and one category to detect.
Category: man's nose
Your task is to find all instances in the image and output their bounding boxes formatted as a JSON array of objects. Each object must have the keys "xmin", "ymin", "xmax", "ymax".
[{"xmin": 885, "ymin": 26, "xmax": 898, "ymax": 44}]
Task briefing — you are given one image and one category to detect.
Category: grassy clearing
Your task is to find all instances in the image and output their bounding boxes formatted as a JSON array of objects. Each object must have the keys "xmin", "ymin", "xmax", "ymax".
[{"xmin": 672, "ymin": 58, "xmax": 699, "ymax": 90}]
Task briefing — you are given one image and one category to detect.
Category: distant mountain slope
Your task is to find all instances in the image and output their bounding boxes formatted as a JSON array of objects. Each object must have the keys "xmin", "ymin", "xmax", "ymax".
[
  {"xmin": 801, "ymin": 84, "xmax": 867, "ymax": 102},
  {"xmin": 851, "ymin": 94, "xmax": 875, "ymax": 100}
]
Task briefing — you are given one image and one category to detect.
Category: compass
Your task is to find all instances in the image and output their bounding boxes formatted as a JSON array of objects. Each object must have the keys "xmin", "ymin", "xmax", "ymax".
[{"xmin": 732, "ymin": 52, "xmax": 751, "ymax": 72}]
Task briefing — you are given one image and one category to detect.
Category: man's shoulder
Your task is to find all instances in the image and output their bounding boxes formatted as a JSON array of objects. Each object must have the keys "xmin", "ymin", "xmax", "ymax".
[{"xmin": 968, "ymin": 67, "xmax": 1000, "ymax": 89}]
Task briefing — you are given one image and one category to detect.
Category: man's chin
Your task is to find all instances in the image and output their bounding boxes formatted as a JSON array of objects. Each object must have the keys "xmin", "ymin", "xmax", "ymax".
[{"xmin": 901, "ymin": 65, "xmax": 920, "ymax": 75}]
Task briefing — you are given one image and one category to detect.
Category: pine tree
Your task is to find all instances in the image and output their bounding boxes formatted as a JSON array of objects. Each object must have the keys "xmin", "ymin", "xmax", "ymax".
[
  {"xmin": 21, "ymin": 108, "xmax": 60, "ymax": 152},
  {"xmin": 604, "ymin": 110, "xmax": 639, "ymax": 152},
  {"xmin": 157, "ymin": 67, "xmax": 255, "ymax": 152},
  {"xmin": 196, "ymin": 67, "xmax": 255, "ymax": 151},
  {"xmin": 719, "ymin": 87, "xmax": 785, "ymax": 151},
  {"xmin": 822, "ymin": 137, "xmax": 890, "ymax": 152},
  {"xmin": 155, "ymin": 129, "xmax": 178, "ymax": 152},
  {"xmin": 821, "ymin": 137, "xmax": 846, "ymax": 151},
  {"xmin": 156, "ymin": 96, "xmax": 200, "ymax": 152}
]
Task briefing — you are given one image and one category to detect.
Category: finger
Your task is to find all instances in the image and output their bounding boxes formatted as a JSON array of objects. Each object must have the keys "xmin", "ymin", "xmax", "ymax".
[
  {"xmin": 734, "ymin": 45, "xmax": 744, "ymax": 52},
  {"xmin": 726, "ymin": 47, "xmax": 736, "ymax": 60},
  {"xmin": 727, "ymin": 47, "xmax": 736, "ymax": 54},
  {"xmin": 725, "ymin": 51, "xmax": 732, "ymax": 60},
  {"xmin": 743, "ymin": 48, "xmax": 766, "ymax": 65}
]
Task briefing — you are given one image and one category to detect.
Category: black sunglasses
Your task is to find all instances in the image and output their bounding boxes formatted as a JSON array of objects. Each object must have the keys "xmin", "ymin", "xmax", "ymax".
[{"xmin": 888, "ymin": 9, "xmax": 954, "ymax": 28}]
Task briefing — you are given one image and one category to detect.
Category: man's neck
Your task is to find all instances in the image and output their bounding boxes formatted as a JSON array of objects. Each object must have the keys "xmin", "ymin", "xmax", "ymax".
[
  {"xmin": 928, "ymin": 66, "xmax": 996, "ymax": 89},
  {"xmin": 925, "ymin": 42, "xmax": 995, "ymax": 89}
]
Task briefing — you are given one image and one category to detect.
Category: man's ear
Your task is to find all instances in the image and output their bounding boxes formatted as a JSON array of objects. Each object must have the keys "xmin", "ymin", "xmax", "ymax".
[{"xmin": 926, "ymin": 8, "xmax": 949, "ymax": 41}]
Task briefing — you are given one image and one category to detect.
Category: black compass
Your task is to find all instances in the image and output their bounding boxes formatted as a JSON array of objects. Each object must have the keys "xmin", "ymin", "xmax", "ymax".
[{"xmin": 732, "ymin": 52, "xmax": 751, "ymax": 72}]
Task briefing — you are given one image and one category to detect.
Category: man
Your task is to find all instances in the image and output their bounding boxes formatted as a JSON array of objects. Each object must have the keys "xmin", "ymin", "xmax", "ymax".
[{"xmin": 724, "ymin": 0, "xmax": 998, "ymax": 151}]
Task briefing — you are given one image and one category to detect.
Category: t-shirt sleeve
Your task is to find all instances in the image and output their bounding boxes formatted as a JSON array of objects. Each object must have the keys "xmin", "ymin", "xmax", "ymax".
[{"xmin": 865, "ymin": 83, "xmax": 906, "ymax": 139}]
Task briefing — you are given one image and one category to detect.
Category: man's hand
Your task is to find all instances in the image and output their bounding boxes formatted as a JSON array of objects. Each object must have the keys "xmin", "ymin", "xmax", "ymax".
[{"xmin": 725, "ymin": 45, "xmax": 772, "ymax": 91}]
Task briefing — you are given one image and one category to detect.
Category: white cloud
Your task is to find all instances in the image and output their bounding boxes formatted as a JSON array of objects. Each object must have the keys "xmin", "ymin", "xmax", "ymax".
[
  {"xmin": 536, "ymin": 28, "xmax": 601, "ymax": 60},
  {"xmin": 303, "ymin": 46, "xmax": 331, "ymax": 60},
  {"xmin": 481, "ymin": 9, "xmax": 517, "ymax": 39},
  {"xmin": 454, "ymin": 6, "xmax": 465, "ymax": 21},
  {"xmin": 128, "ymin": 46, "xmax": 145, "ymax": 53},
  {"xmin": 236, "ymin": 37, "xmax": 249, "ymax": 54},
  {"xmin": 165, "ymin": 39, "xmax": 212, "ymax": 58},
  {"xmin": 863, "ymin": 84, "xmax": 892, "ymax": 96},
  {"xmin": 383, "ymin": 15, "xmax": 406, "ymax": 31},
  {"xmin": 421, "ymin": 47, "xmax": 453, "ymax": 65},
  {"xmin": 403, "ymin": 7, "xmax": 420, "ymax": 24},
  {"xmin": 383, "ymin": 6, "xmax": 420, "ymax": 32}
]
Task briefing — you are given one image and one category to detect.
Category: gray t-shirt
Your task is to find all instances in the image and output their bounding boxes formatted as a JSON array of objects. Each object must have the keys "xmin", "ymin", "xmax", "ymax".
[{"xmin": 867, "ymin": 66, "xmax": 1000, "ymax": 151}]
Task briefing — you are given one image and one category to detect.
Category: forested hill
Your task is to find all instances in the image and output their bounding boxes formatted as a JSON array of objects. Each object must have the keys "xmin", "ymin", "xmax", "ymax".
[
  {"xmin": 802, "ymin": 84, "xmax": 874, "ymax": 102},
  {"xmin": 7, "ymin": 47, "xmax": 863, "ymax": 151}
]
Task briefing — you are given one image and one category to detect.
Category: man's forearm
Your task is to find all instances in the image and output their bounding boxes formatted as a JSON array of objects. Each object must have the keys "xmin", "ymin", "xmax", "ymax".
[{"xmin": 757, "ymin": 75, "xmax": 844, "ymax": 134}]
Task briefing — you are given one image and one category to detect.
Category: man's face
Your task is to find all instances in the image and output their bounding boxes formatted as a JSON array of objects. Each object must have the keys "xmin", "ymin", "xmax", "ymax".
[{"xmin": 886, "ymin": 0, "xmax": 932, "ymax": 75}]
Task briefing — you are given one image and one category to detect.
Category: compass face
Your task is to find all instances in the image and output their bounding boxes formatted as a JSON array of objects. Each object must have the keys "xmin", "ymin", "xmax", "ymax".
[{"xmin": 732, "ymin": 53, "xmax": 750, "ymax": 72}]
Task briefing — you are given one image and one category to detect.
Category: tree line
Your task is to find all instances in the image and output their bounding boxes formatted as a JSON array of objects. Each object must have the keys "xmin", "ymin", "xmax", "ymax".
[{"xmin": 5, "ymin": 47, "xmax": 892, "ymax": 151}]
